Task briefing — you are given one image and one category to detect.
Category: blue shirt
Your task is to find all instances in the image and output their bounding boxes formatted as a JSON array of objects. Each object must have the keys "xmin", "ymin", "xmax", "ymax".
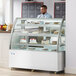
[{"xmin": 37, "ymin": 13, "xmax": 52, "ymax": 18}]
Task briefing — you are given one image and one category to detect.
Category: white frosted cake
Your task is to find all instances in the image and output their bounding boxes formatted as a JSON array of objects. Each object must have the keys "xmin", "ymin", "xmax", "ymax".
[
  {"xmin": 29, "ymin": 38, "xmax": 37, "ymax": 44},
  {"xmin": 41, "ymin": 40, "xmax": 49, "ymax": 44},
  {"xmin": 20, "ymin": 39, "xmax": 27, "ymax": 43}
]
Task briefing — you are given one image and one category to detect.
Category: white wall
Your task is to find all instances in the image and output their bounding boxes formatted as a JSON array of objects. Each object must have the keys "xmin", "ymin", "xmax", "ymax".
[
  {"xmin": 4, "ymin": 0, "xmax": 12, "ymax": 25},
  {"xmin": 13, "ymin": 0, "xmax": 25, "ymax": 22},
  {"xmin": 0, "ymin": 0, "xmax": 5, "ymax": 24},
  {"xmin": 4, "ymin": 0, "xmax": 64, "ymax": 23},
  {"xmin": 65, "ymin": 0, "xmax": 76, "ymax": 74},
  {"xmin": 13, "ymin": 0, "xmax": 64, "ymax": 22},
  {"xmin": 13, "ymin": 0, "xmax": 54, "ymax": 22}
]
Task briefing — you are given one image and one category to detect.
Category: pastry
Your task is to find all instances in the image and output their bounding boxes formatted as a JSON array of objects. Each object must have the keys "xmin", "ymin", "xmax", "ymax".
[
  {"xmin": 61, "ymin": 29, "xmax": 65, "ymax": 34},
  {"xmin": 44, "ymin": 31, "xmax": 50, "ymax": 33},
  {"xmin": 45, "ymin": 22, "xmax": 50, "ymax": 24},
  {"xmin": 34, "ymin": 22, "xmax": 40, "ymax": 24},
  {"xmin": 41, "ymin": 40, "xmax": 49, "ymax": 44},
  {"xmin": 51, "ymin": 30, "xmax": 56, "ymax": 33},
  {"xmin": 52, "ymin": 41, "xmax": 57, "ymax": 45},
  {"xmin": 43, "ymin": 48, "xmax": 48, "ymax": 51},
  {"xmin": 54, "ymin": 22, "xmax": 59, "ymax": 24},
  {"xmin": 31, "ymin": 21, "xmax": 40, "ymax": 24},
  {"xmin": 54, "ymin": 31, "xmax": 59, "ymax": 34},
  {"xmin": 52, "ymin": 50, "xmax": 57, "ymax": 51}
]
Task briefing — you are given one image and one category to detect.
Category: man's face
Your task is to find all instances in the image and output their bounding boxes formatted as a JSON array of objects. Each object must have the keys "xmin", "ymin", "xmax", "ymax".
[{"xmin": 40, "ymin": 7, "xmax": 47, "ymax": 14}]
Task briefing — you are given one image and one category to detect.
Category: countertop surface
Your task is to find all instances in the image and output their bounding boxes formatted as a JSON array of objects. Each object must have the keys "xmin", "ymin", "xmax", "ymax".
[{"xmin": 0, "ymin": 31, "xmax": 11, "ymax": 33}]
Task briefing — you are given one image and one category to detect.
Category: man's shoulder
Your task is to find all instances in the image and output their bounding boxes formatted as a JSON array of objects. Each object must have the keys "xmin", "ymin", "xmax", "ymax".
[
  {"xmin": 46, "ymin": 13, "xmax": 52, "ymax": 16},
  {"xmin": 37, "ymin": 14, "xmax": 42, "ymax": 18},
  {"xmin": 37, "ymin": 13, "xmax": 52, "ymax": 18},
  {"xmin": 45, "ymin": 13, "xmax": 52, "ymax": 18},
  {"xmin": 37, "ymin": 14, "xmax": 42, "ymax": 16}
]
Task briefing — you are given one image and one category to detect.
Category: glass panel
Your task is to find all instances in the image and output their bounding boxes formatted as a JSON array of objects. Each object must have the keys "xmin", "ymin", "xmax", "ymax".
[
  {"xmin": 11, "ymin": 35, "xmax": 27, "ymax": 50},
  {"xmin": 10, "ymin": 18, "xmax": 65, "ymax": 52},
  {"xmin": 59, "ymin": 20, "xmax": 66, "ymax": 51}
]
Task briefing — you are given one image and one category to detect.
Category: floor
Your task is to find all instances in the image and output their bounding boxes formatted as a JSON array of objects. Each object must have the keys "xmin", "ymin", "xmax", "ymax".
[{"xmin": 0, "ymin": 68, "xmax": 76, "ymax": 76}]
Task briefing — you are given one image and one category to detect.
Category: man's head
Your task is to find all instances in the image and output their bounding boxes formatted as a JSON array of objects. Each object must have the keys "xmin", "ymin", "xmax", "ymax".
[{"xmin": 40, "ymin": 5, "xmax": 47, "ymax": 14}]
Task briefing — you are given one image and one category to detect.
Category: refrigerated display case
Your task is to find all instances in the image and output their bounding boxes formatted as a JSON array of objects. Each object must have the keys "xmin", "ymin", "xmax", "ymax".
[{"xmin": 9, "ymin": 18, "xmax": 65, "ymax": 73}]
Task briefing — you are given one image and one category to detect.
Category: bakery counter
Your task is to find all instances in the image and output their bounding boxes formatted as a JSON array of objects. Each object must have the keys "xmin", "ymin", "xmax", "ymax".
[
  {"xmin": 0, "ymin": 33, "xmax": 11, "ymax": 68},
  {"xmin": 0, "ymin": 31, "xmax": 11, "ymax": 33}
]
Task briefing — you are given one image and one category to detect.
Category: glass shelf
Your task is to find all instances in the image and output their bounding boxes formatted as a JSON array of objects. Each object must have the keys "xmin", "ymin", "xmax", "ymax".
[
  {"xmin": 13, "ymin": 32, "xmax": 59, "ymax": 37},
  {"xmin": 11, "ymin": 43, "xmax": 57, "ymax": 47}
]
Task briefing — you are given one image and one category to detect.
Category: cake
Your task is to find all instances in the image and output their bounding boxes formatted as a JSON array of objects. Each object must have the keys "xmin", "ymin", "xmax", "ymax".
[
  {"xmin": 29, "ymin": 38, "xmax": 37, "ymax": 44},
  {"xmin": 20, "ymin": 39, "xmax": 27, "ymax": 44},
  {"xmin": 41, "ymin": 40, "xmax": 49, "ymax": 44},
  {"xmin": 50, "ymin": 37, "xmax": 58, "ymax": 45}
]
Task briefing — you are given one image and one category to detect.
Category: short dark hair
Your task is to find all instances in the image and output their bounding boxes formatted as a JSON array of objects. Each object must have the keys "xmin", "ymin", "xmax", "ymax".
[{"xmin": 41, "ymin": 5, "xmax": 47, "ymax": 9}]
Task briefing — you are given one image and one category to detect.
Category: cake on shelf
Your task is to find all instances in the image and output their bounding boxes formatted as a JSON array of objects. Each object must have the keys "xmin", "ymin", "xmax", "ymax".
[
  {"xmin": 41, "ymin": 40, "xmax": 49, "ymax": 44},
  {"xmin": 54, "ymin": 31, "xmax": 59, "ymax": 34},
  {"xmin": 50, "ymin": 37, "xmax": 58, "ymax": 45},
  {"xmin": 51, "ymin": 30, "xmax": 59, "ymax": 34},
  {"xmin": 29, "ymin": 38, "xmax": 37, "ymax": 44},
  {"xmin": 20, "ymin": 38, "xmax": 27, "ymax": 44}
]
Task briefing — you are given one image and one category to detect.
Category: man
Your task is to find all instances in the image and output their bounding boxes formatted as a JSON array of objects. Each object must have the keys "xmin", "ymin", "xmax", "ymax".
[{"xmin": 37, "ymin": 5, "xmax": 52, "ymax": 18}]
